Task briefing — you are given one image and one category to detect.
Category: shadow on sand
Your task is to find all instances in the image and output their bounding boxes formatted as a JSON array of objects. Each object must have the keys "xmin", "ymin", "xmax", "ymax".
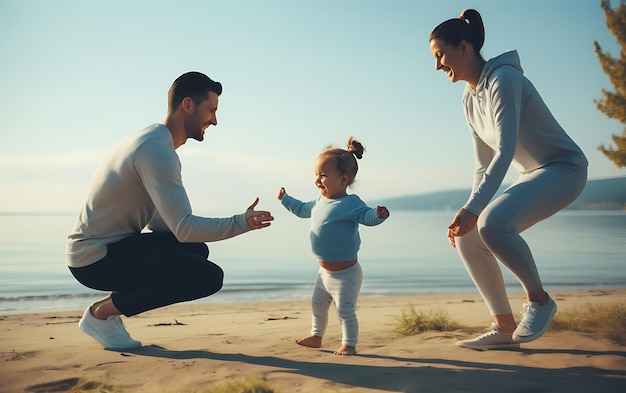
[{"xmin": 122, "ymin": 345, "xmax": 626, "ymax": 392}]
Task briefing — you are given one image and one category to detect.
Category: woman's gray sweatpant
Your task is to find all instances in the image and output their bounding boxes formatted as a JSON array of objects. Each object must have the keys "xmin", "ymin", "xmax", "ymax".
[{"xmin": 455, "ymin": 164, "xmax": 587, "ymax": 316}]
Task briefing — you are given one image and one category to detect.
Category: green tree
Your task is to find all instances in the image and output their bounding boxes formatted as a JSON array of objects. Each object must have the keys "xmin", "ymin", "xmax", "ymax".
[{"xmin": 595, "ymin": 0, "xmax": 626, "ymax": 168}]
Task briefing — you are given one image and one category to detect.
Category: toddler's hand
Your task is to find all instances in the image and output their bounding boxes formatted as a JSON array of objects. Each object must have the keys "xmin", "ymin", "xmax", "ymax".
[
  {"xmin": 377, "ymin": 206, "xmax": 390, "ymax": 219},
  {"xmin": 277, "ymin": 187, "xmax": 286, "ymax": 201}
]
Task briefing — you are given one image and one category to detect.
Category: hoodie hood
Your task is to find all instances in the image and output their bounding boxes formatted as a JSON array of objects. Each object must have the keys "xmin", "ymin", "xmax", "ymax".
[{"xmin": 471, "ymin": 50, "xmax": 523, "ymax": 96}]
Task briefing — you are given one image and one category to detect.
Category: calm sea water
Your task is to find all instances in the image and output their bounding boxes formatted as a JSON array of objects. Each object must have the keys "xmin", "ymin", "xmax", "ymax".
[{"xmin": 0, "ymin": 210, "xmax": 624, "ymax": 315}]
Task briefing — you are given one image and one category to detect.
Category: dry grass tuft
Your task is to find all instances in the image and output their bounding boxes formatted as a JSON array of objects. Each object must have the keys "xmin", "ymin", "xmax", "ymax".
[
  {"xmin": 394, "ymin": 306, "xmax": 463, "ymax": 335},
  {"xmin": 550, "ymin": 301, "xmax": 626, "ymax": 345},
  {"xmin": 71, "ymin": 379, "xmax": 117, "ymax": 392},
  {"xmin": 68, "ymin": 376, "xmax": 276, "ymax": 393},
  {"xmin": 176, "ymin": 377, "xmax": 276, "ymax": 393}
]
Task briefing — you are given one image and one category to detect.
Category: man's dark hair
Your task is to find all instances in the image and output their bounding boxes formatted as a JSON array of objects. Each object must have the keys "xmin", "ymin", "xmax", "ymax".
[{"xmin": 168, "ymin": 71, "xmax": 222, "ymax": 111}]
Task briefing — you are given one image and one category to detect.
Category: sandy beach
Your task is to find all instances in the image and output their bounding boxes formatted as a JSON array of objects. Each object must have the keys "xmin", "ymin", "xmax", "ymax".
[{"xmin": 1, "ymin": 289, "xmax": 625, "ymax": 393}]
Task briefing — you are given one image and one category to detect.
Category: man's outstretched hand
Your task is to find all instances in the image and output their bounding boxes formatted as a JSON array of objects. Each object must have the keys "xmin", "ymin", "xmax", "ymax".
[{"xmin": 246, "ymin": 197, "xmax": 274, "ymax": 229}]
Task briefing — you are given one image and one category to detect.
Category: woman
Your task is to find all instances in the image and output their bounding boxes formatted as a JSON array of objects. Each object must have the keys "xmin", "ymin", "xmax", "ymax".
[{"xmin": 429, "ymin": 9, "xmax": 588, "ymax": 350}]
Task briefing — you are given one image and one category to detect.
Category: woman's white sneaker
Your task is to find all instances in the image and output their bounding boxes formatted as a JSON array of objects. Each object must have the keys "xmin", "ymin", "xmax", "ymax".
[
  {"xmin": 78, "ymin": 306, "xmax": 142, "ymax": 350},
  {"xmin": 512, "ymin": 292, "xmax": 557, "ymax": 343},
  {"xmin": 456, "ymin": 323, "xmax": 520, "ymax": 350}
]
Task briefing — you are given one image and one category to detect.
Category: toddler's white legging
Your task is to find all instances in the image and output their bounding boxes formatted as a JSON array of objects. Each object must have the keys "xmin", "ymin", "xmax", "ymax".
[
  {"xmin": 455, "ymin": 164, "xmax": 587, "ymax": 316},
  {"xmin": 310, "ymin": 263, "xmax": 362, "ymax": 347}
]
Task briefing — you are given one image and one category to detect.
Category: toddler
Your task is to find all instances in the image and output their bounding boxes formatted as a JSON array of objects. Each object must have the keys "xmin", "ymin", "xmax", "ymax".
[{"xmin": 278, "ymin": 137, "xmax": 389, "ymax": 356}]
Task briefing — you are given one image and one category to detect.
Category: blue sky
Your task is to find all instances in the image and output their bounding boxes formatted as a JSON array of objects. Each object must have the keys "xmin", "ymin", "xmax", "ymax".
[{"xmin": 0, "ymin": 0, "xmax": 623, "ymax": 213}]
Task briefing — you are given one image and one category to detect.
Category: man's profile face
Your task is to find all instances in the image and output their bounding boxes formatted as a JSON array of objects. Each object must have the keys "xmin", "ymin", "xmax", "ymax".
[{"xmin": 185, "ymin": 91, "xmax": 219, "ymax": 142}]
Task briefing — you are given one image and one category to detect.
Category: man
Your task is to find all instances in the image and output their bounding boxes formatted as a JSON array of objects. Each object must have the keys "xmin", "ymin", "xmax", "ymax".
[{"xmin": 67, "ymin": 71, "xmax": 274, "ymax": 350}]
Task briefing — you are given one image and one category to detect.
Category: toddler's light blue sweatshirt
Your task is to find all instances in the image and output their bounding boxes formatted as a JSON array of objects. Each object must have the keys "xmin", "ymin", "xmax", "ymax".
[{"xmin": 281, "ymin": 193, "xmax": 386, "ymax": 262}]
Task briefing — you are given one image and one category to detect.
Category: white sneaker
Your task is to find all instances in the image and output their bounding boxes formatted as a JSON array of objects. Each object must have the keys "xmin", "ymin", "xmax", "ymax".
[
  {"xmin": 456, "ymin": 323, "xmax": 520, "ymax": 350},
  {"xmin": 79, "ymin": 306, "xmax": 142, "ymax": 350},
  {"xmin": 513, "ymin": 292, "xmax": 557, "ymax": 343}
]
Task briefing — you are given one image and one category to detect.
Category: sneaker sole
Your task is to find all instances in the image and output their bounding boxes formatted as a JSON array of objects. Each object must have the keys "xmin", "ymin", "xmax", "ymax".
[
  {"xmin": 512, "ymin": 301, "xmax": 557, "ymax": 343},
  {"xmin": 456, "ymin": 342, "xmax": 520, "ymax": 351}
]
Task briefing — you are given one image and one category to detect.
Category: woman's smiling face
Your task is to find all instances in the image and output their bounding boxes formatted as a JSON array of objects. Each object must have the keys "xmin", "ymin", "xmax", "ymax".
[{"xmin": 430, "ymin": 38, "xmax": 466, "ymax": 83}]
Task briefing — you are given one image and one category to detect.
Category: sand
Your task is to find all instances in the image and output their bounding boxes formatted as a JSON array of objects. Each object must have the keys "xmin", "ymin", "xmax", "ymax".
[{"xmin": 1, "ymin": 289, "xmax": 625, "ymax": 393}]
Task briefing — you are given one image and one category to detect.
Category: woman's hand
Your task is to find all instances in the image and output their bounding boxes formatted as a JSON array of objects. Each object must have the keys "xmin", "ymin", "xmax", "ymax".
[
  {"xmin": 277, "ymin": 187, "xmax": 286, "ymax": 201},
  {"xmin": 447, "ymin": 208, "xmax": 478, "ymax": 247},
  {"xmin": 246, "ymin": 197, "xmax": 274, "ymax": 229}
]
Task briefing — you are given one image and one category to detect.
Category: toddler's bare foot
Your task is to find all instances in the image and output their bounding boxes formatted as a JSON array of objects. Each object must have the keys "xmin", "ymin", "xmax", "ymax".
[
  {"xmin": 295, "ymin": 335, "xmax": 322, "ymax": 348},
  {"xmin": 334, "ymin": 344, "xmax": 356, "ymax": 356}
]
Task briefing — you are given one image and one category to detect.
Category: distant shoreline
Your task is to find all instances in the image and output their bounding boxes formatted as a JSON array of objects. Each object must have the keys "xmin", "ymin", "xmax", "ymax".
[
  {"xmin": 3, "ymin": 282, "xmax": 626, "ymax": 316},
  {"xmin": 373, "ymin": 177, "xmax": 626, "ymax": 211}
]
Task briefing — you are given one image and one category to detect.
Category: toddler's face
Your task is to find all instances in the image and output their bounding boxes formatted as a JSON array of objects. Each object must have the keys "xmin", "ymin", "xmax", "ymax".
[{"xmin": 314, "ymin": 155, "xmax": 349, "ymax": 199}]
